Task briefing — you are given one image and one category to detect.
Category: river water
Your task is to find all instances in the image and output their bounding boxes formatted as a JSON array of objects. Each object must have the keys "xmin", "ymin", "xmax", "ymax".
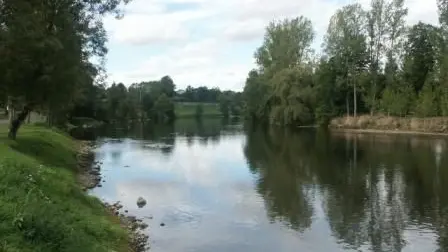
[{"xmin": 91, "ymin": 118, "xmax": 448, "ymax": 252}]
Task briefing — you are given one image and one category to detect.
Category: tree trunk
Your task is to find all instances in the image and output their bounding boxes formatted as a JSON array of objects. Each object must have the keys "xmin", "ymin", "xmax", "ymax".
[
  {"xmin": 353, "ymin": 80, "xmax": 357, "ymax": 118},
  {"xmin": 346, "ymin": 94, "xmax": 350, "ymax": 117},
  {"xmin": 370, "ymin": 92, "xmax": 376, "ymax": 116},
  {"xmin": 8, "ymin": 104, "xmax": 32, "ymax": 140},
  {"xmin": 7, "ymin": 96, "xmax": 14, "ymax": 125}
]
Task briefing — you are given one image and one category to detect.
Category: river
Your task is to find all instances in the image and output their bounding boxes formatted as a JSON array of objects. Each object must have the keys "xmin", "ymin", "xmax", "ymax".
[{"xmin": 90, "ymin": 118, "xmax": 448, "ymax": 252}]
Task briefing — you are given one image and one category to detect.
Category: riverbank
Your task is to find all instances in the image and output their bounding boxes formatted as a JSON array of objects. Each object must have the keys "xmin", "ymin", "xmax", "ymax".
[
  {"xmin": 330, "ymin": 115, "xmax": 448, "ymax": 136},
  {"xmin": 0, "ymin": 125, "xmax": 147, "ymax": 251}
]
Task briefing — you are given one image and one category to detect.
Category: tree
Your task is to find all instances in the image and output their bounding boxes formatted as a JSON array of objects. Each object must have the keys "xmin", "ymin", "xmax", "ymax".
[
  {"xmin": 243, "ymin": 70, "xmax": 271, "ymax": 120},
  {"xmin": 269, "ymin": 67, "xmax": 315, "ymax": 125},
  {"xmin": 242, "ymin": 1, "xmax": 444, "ymax": 125},
  {"xmin": 245, "ymin": 16, "xmax": 315, "ymax": 126},
  {"xmin": 415, "ymin": 75, "xmax": 438, "ymax": 117},
  {"xmin": 385, "ymin": 0, "xmax": 408, "ymax": 68},
  {"xmin": 380, "ymin": 83, "xmax": 415, "ymax": 116},
  {"xmin": 366, "ymin": 0, "xmax": 389, "ymax": 115},
  {"xmin": 153, "ymin": 93, "xmax": 175, "ymax": 123},
  {"xmin": 218, "ymin": 94, "xmax": 231, "ymax": 118},
  {"xmin": 402, "ymin": 23, "xmax": 441, "ymax": 93},
  {"xmin": 160, "ymin": 75, "xmax": 176, "ymax": 98},
  {"xmin": 0, "ymin": 0, "xmax": 131, "ymax": 139},
  {"xmin": 313, "ymin": 57, "xmax": 347, "ymax": 125},
  {"xmin": 255, "ymin": 16, "xmax": 314, "ymax": 75},
  {"xmin": 324, "ymin": 3, "xmax": 368, "ymax": 117},
  {"xmin": 438, "ymin": 0, "xmax": 448, "ymax": 28}
]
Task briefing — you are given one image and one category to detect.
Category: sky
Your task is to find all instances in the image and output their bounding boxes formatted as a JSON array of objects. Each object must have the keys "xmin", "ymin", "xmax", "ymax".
[{"xmin": 104, "ymin": 0, "xmax": 439, "ymax": 91}]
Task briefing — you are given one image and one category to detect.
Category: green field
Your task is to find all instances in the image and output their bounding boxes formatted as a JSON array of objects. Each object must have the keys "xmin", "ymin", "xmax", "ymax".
[
  {"xmin": 175, "ymin": 102, "xmax": 222, "ymax": 118},
  {"xmin": 0, "ymin": 125, "xmax": 128, "ymax": 252}
]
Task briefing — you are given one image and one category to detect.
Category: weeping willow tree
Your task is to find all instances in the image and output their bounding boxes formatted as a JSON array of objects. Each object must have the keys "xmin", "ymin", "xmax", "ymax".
[
  {"xmin": 244, "ymin": 16, "xmax": 316, "ymax": 126},
  {"xmin": 269, "ymin": 67, "xmax": 315, "ymax": 125}
]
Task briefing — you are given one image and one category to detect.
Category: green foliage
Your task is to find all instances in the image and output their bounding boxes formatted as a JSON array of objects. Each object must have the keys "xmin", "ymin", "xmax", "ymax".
[
  {"xmin": 255, "ymin": 16, "xmax": 314, "ymax": 75},
  {"xmin": 313, "ymin": 58, "xmax": 340, "ymax": 125},
  {"xmin": 403, "ymin": 22, "xmax": 441, "ymax": 93},
  {"xmin": 244, "ymin": 1, "xmax": 447, "ymax": 125},
  {"xmin": 440, "ymin": 88, "xmax": 448, "ymax": 116},
  {"xmin": 177, "ymin": 86, "xmax": 222, "ymax": 103},
  {"xmin": 0, "ymin": 125, "xmax": 127, "ymax": 252},
  {"xmin": 218, "ymin": 94, "xmax": 231, "ymax": 118},
  {"xmin": 415, "ymin": 76, "xmax": 438, "ymax": 117},
  {"xmin": 243, "ymin": 70, "xmax": 271, "ymax": 120},
  {"xmin": 153, "ymin": 93, "xmax": 175, "ymax": 123},
  {"xmin": 244, "ymin": 17, "xmax": 316, "ymax": 126},
  {"xmin": 269, "ymin": 67, "xmax": 314, "ymax": 125},
  {"xmin": 380, "ymin": 84, "xmax": 415, "ymax": 116},
  {"xmin": 0, "ymin": 0, "xmax": 131, "ymax": 136}
]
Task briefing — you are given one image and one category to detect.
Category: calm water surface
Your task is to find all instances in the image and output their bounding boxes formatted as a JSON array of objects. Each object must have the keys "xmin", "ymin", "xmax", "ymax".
[{"xmin": 91, "ymin": 119, "xmax": 448, "ymax": 252}]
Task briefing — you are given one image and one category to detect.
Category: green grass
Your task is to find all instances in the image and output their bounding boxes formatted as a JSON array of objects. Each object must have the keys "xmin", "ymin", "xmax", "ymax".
[
  {"xmin": 175, "ymin": 102, "xmax": 222, "ymax": 118},
  {"xmin": 0, "ymin": 125, "xmax": 129, "ymax": 252}
]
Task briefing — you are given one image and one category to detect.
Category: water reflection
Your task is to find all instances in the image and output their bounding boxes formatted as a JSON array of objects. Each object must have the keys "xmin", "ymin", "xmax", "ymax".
[
  {"xmin": 244, "ymin": 125, "xmax": 448, "ymax": 251},
  {"xmin": 92, "ymin": 119, "xmax": 448, "ymax": 252}
]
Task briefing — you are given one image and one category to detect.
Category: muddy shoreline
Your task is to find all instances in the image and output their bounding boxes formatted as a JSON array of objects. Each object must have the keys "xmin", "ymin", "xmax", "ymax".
[
  {"xmin": 330, "ymin": 128, "xmax": 448, "ymax": 137},
  {"xmin": 330, "ymin": 115, "xmax": 448, "ymax": 135},
  {"xmin": 76, "ymin": 141, "xmax": 149, "ymax": 252}
]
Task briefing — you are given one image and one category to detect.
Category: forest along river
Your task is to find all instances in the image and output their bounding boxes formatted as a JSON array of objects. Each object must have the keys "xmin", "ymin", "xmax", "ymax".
[{"xmin": 90, "ymin": 118, "xmax": 448, "ymax": 252}]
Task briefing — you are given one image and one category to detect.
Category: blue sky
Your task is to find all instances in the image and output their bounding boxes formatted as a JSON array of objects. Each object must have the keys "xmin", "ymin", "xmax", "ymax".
[{"xmin": 103, "ymin": 0, "xmax": 438, "ymax": 91}]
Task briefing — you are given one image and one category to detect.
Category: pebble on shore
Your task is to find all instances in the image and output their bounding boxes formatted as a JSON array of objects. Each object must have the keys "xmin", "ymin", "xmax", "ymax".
[{"xmin": 76, "ymin": 143, "xmax": 149, "ymax": 252}]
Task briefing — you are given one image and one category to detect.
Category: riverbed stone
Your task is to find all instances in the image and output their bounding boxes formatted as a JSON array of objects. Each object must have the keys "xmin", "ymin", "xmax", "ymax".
[{"xmin": 136, "ymin": 197, "xmax": 147, "ymax": 208}]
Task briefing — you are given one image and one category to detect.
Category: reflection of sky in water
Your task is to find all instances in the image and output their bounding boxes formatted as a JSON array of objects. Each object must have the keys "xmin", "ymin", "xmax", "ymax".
[{"xmin": 91, "ymin": 129, "xmax": 441, "ymax": 252}]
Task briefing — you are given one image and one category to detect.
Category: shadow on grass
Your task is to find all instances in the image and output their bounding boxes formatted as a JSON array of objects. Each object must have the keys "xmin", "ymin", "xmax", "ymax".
[{"xmin": 6, "ymin": 128, "xmax": 77, "ymax": 171}]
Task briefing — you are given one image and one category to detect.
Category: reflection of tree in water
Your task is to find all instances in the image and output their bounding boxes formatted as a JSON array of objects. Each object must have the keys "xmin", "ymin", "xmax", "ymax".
[
  {"xmin": 174, "ymin": 118, "xmax": 239, "ymax": 147},
  {"xmin": 317, "ymin": 134, "xmax": 448, "ymax": 251},
  {"xmin": 244, "ymin": 124, "xmax": 448, "ymax": 251},
  {"xmin": 244, "ymin": 125, "xmax": 314, "ymax": 232}
]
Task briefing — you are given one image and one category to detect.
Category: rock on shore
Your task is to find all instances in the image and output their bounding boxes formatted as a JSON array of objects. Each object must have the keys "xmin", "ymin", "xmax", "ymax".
[
  {"xmin": 76, "ymin": 141, "xmax": 101, "ymax": 190},
  {"xmin": 104, "ymin": 202, "xmax": 150, "ymax": 252},
  {"xmin": 76, "ymin": 142, "xmax": 150, "ymax": 251}
]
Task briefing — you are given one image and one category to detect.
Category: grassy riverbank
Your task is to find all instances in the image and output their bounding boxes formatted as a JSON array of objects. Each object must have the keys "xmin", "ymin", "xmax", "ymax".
[
  {"xmin": 0, "ymin": 125, "xmax": 129, "ymax": 252},
  {"xmin": 330, "ymin": 115, "xmax": 448, "ymax": 135}
]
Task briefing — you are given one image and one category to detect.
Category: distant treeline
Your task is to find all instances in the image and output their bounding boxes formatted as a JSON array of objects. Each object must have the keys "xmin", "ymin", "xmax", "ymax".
[{"xmin": 70, "ymin": 77, "xmax": 243, "ymax": 123}]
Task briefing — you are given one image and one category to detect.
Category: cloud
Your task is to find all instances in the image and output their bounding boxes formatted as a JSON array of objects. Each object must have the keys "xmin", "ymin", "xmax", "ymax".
[
  {"xmin": 105, "ymin": 0, "xmax": 440, "ymax": 90},
  {"xmin": 223, "ymin": 18, "xmax": 266, "ymax": 41},
  {"xmin": 109, "ymin": 38, "xmax": 253, "ymax": 90}
]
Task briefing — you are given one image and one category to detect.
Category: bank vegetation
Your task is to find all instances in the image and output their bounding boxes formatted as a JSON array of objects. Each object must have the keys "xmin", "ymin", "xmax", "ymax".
[{"xmin": 243, "ymin": 0, "xmax": 448, "ymax": 129}]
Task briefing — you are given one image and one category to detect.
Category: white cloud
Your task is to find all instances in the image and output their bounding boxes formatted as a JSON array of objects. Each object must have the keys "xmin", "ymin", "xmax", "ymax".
[
  {"xmin": 109, "ymin": 38, "xmax": 253, "ymax": 90},
  {"xmin": 105, "ymin": 0, "xmax": 439, "ymax": 90},
  {"xmin": 223, "ymin": 18, "xmax": 266, "ymax": 41}
]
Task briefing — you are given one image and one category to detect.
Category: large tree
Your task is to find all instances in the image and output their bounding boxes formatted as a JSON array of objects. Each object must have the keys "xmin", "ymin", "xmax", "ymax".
[
  {"xmin": 324, "ymin": 3, "xmax": 368, "ymax": 117},
  {"xmin": 247, "ymin": 16, "xmax": 315, "ymax": 126},
  {"xmin": 402, "ymin": 23, "xmax": 441, "ymax": 93},
  {"xmin": 365, "ymin": 0, "xmax": 389, "ymax": 115},
  {"xmin": 255, "ymin": 17, "xmax": 314, "ymax": 76},
  {"xmin": 0, "ymin": 0, "xmax": 130, "ymax": 139}
]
